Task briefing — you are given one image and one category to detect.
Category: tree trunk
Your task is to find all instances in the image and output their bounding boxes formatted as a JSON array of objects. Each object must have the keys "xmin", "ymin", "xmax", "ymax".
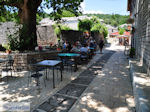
[{"xmin": 18, "ymin": 1, "xmax": 37, "ymax": 51}]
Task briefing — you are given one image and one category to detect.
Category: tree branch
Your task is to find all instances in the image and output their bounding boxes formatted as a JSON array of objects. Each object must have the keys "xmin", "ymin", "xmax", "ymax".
[{"xmin": 35, "ymin": 0, "xmax": 42, "ymax": 8}]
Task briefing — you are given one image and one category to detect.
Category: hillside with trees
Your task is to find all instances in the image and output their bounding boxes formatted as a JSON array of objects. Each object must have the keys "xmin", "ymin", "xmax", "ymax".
[{"xmin": 85, "ymin": 14, "xmax": 129, "ymax": 27}]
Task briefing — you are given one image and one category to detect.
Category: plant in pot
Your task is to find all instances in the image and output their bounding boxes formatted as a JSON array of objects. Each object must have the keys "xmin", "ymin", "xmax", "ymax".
[
  {"xmin": 129, "ymin": 47, "xmax": 135, "ymax": 58},
  {"xmin": 2, "ymin": 44, "xmax": 11, "ymax": 54}
]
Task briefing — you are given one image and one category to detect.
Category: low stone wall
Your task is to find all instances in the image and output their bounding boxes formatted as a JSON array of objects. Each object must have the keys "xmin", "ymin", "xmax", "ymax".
[
  {"xmin": 61, "ymin": 30, "xmax": 104, "ymax": 44},
  {"xmin": 0, "ymin": 51, "xmax": 60, "ymax": 71}
]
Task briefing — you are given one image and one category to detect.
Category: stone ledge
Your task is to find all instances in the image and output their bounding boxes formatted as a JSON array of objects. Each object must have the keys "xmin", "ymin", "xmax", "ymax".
[{"xmin": 129, "ymin": 59, "xmax": 150, "ymax": 112}]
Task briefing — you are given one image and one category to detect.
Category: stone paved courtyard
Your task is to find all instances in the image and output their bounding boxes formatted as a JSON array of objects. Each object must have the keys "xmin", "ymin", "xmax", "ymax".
[{"xmin": 0, "ymin": 43, "xmax": 135, "ymax": 112}]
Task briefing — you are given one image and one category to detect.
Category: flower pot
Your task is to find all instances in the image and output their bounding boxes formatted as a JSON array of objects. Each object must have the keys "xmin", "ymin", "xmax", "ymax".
[
  {"xmin": 57, "ymin": 48, "xmax": 61, "ymax": 51},
  {"xmin": 6, "ymin": 50, "xmax": 11, "ymax": 54}
]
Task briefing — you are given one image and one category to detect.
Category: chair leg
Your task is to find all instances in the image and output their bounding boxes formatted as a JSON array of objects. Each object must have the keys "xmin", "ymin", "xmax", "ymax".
[
  {"xmin": 43, "ymin": 76, "xmax": 46, "ymax": 87},
  {"xmin": 36, "ymin": 77, "xmax": 40, "ymax": 86},
  {"xmin": 28, "ymin": 72, "xmax": 31, "ymax": 87}
]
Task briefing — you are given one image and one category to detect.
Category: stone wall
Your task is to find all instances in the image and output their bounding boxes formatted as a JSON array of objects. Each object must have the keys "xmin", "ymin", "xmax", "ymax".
[
  {"xmin": 37, "ymin": 25, "xmax": 57, "ymax": 46},
  {"xmin": 132, "ymin": 0, "xmax": 150, "ymax": 71},
  {"xmin": 0, "ymin": 51, "xmax": 60, "ymax": 71},
  {"xmin": 61, "ymin": 30, "xmax": 104, "ymax": 44},
  {"xmin": 0, "ymin": 22, "xmax": 57, "ymax": 46},
  {"xmin": 0, "ymin": 22, "xmax": 16, "ymax": 45},
  {"xmin": 61, "ymin": 30, "xmax": 83, "ymax": 44}
]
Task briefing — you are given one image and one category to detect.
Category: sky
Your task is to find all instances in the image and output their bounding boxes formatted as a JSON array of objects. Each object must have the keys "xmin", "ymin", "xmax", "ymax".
[
  {"xmin": 81, "ymin": 0, "xmax": 129, "ymax": 15},
  {"xmin": 44, "ymin": 0, "xmax": 129, "ymax": 15}
]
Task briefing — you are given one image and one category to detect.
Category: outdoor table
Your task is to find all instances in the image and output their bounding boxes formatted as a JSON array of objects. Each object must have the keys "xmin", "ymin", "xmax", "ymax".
[
  {"xmin": 58, "ymin": 53, "xmax": 80, "ymax": 72},
  {"xmin": 36, "ymin": 60, "xmax": 62, "ymax": 88}
]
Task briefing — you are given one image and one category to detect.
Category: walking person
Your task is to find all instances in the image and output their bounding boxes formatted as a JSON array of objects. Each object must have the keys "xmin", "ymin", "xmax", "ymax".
[{"xmin": 99, "ymin": 39, "xmax": 104, "ymax": 54}]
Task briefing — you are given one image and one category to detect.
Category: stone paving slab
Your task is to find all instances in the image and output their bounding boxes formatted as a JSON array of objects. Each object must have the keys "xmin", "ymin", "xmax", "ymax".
[
  {"xmin": 79, "ymin": 70, "xmax": 96, "ymax": 77},
  {"xmin": 70, "ymin": 47, "xmax": 135, "ymax": 112},
  {"xmin": 33, "ymin": 51, "xmax": 116, "ymax": 112},
  {"xmin": 34, "ymin": 94, "xmax": 76, "ymax": 112},
  {"xmin": 57, "ymin": 84, "xmax": 87, "ymax": 97},
  {"xmin": 71, "ymin": 77, "xmax": 94, "ymax": 85}
]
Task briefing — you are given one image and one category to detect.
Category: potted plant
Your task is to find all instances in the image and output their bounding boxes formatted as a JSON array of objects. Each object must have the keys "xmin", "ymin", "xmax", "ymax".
[
  {"xmin": 2, "ymin": 44, "xmax": 11, "ymax": 54},
  {"xmin": 129, "ymin": 47, "xmax": 135, "ymax": 58}
]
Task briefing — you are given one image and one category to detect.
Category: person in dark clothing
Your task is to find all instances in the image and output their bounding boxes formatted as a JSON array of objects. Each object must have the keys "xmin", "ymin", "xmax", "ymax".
[
  {"xmin": 66, "ymin": 42, "xmax": 72, "ymax": 52},
  {"xmin": 99, "ymin": 39, "xmax": 104, "ymax": 54}
]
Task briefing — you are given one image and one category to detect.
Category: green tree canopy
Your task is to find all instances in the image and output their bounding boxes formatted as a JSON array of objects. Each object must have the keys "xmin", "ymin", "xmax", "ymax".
[
  {"xmin": 86, "ymin": 14, "xmax": 129, "ymax": 27},
  {"xmin": 91, "ymin": 23, "xmax": 108, "ymax": 38},
  {"xmin": 118, "ymin": 27, "xmax": 125, "ymax": 35},
  {"xmin": 78, "ymin": 19, "xmax": 93, "ymax": 31},
  {"xmin": 0, "ymin": 0, "xmax": 83, "ymax": 51}
]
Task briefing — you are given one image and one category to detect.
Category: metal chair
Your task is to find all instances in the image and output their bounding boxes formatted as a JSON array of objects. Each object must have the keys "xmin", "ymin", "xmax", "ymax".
[
  {"xmin": 1, "ymin": 59, "xmax": 14, "ymax": 77},
  {"xmin": 27, "ymin": 59, "xmax": 46, "ymax": 87},
  {"xmin": 80, "ymin": 52, "xmax": 89, "ymax": 62},
  {"xmin": 59, "ymin": 57, "xmax": 74, "ymax": 74}
]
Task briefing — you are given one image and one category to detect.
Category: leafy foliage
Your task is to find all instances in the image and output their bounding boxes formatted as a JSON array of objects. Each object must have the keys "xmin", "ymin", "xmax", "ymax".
[
  {"xmin": 0, "ymin": 44, "xmax": 6, "ymax": 51},
  {"xmin": 52, "ymin": 24, "xmax": 72, "ymax": 39},
  {"xmin": 91, "ymin": 23, "xmax": 108, "ymax": 38},
  {"xmin": 129, "ymin": 47, "xmax": 135, "ymax": 58},
  {"xmin": 52, "ymin": 10, "xmax": 78, "ymax": 18},
  {"xmin": 0, "ymin": 0, "xmax": 83, "ymax": 51},
  {"xmin": 78, "ymin": 19, "xmax": 93, "ymax": 31},
  {"xmin": 118, "ymin": 27, "xmax": 125, "ymax": 35},
  {"xmin": 78, "ymin": 17, "xmax": 108, "ymax": 38}
]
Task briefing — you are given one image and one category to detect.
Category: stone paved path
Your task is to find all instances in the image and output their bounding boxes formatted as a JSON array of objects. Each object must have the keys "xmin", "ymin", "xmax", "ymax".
[
  {"xmin": 33, "ymin": 44, "xmax": 135, "ymax": 112},
  {"xmin": 33, "ymin": 51, "xmax": 115, "ymax": 112},
  {"xmin": 70, "ymin": 46, "xmax": 135, "ymax": 112}
]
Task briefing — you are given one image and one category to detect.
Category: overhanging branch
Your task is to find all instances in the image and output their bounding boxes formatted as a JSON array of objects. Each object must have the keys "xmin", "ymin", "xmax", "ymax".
[{"xmin": 35, "ymin": 0, "xmax": 42, "ymax": 9}]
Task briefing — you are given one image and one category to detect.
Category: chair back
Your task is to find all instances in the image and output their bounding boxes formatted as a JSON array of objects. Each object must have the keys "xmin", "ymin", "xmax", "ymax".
[{"xmin": 80, "ymin": 52, "xmax": 88, "ymax": 59}]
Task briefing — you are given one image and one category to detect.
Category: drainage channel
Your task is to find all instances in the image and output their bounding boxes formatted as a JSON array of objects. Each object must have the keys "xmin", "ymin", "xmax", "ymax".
[{"xmin": 33, "ymin": 51, "xmax": 116, "ymax": 112}]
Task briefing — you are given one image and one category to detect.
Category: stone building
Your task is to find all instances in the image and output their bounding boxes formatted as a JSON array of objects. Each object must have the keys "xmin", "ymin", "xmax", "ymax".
[{"xmin": 128, "ymin": 0, "xmax": 150, "ymax": 71}]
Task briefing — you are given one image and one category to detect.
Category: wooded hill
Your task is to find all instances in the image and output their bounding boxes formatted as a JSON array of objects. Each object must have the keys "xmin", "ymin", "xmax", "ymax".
[{"xmin": 85, "ymin": 14, "xmax": 129, "ymax": 27}]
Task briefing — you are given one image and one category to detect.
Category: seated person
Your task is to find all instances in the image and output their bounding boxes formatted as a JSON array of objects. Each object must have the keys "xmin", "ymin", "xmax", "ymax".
[
  {"xmin": 93, "ymin": 41, "xmax": 97, "ymax": 51},
  {"xmin": 71, "ymin": 44, "xmax": 80, "ymax": 53},
  {"xmin": 66, "ymin": 42, "xmax": 72, "ymax": 52},
  {"xmin": 62, "ymin": 41, "xmax": 68, "ymax": 51},
  {"xmin": 80, "ymin": 44, "xmax": 89, "ymax": 53},
  {"xmin": 80, "ymin": 44, "xmax": 89, "ymax": 61},
  {"xmin": 76, "ymin": 41, "xmax": 82, "ymax": 49}
]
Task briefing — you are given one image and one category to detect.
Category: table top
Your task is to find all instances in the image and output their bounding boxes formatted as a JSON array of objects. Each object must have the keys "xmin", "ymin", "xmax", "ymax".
[
  {"xmin": 58, "ymin": 53, "xmax": 80, "ymax": 57},
  {"xmin": 89, "ymin": 47, "xmax": 94, "ymax": 50},
  {"xmin": 36, "ymin": 60, "xmax": 61, "ymax": 67}
]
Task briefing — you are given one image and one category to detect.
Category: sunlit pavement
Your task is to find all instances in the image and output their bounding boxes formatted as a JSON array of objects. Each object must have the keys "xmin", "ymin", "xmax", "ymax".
[
  {"xmin": 33, "ymin": 42, "xmax": 135, "ymax": 112},
  {"xmin": 70, "ymin": 44, "xmax": 135, "ymax": 112}
]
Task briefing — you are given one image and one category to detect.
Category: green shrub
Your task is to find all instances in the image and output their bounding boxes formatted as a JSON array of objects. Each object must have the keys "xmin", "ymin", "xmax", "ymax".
[
  {"xmin": 78, "ymin": 19, "xmax": 93, "ymax": 31},
  {"xmin": 52, "ymin": 24, "xmax": 72, "ymax": 39},
  {"xmin": 129, "ymin": 47, "xmax": 135, "ymax": 58},
  {"xmin": 118, "ymin": 27, "xmax": 125, "ymax": 35},
  {"xmin": 91, "ymin": 23, "xmax": 108, "ymax": 38},
  {"xmin": 2, "ymin": 44, "xmax": 10, "ymax": 50},
  {"xmin": 0, "ymin": 44, "xmax": 6, "ymax": 51}
]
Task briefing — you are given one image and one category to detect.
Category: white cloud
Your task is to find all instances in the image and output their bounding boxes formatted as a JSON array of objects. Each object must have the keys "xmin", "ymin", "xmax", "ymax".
[
  {"xmin": 80, "ymin": 1, "xmax": 103, "ymax": 14},
  {"xmin": 83, "ymin": 10, "xmax": 103, "ymax": 14},
  {"xmin": 80, "ymin": 1, "xmax": 86, "ymax": 12}
]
